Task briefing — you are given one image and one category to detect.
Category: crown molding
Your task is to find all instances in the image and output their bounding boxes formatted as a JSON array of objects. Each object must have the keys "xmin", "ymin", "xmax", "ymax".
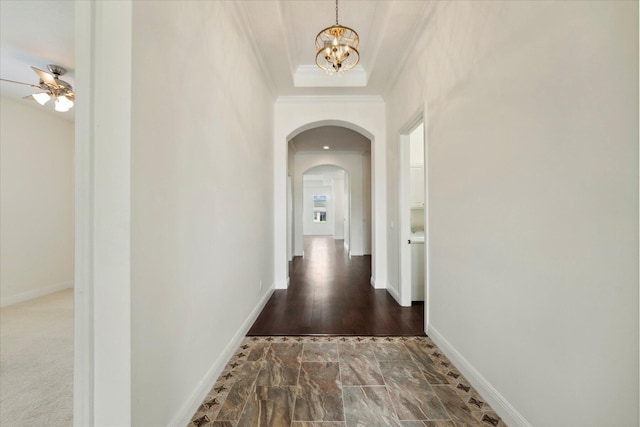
[
  {"xmin": 383, "ymin": 1, "xmax": 434, "ymax": 99},
  {"xmin": 277, "ymin": 1, "xmax": 297, "ymax": 77},
  {"xmin": 228, "ymin": 2, "xmax": 278, "ymax": 98},
  {"xmin": 295, "ymin": 150, "xmax": 369, "ymax": 156},
  {"xmin": 294, "ymin": 65, "xmax": 368, "ymax": 88},
  {"xmin": 276, "ymin": 94, "xmax": 384, "ymax": 104}
]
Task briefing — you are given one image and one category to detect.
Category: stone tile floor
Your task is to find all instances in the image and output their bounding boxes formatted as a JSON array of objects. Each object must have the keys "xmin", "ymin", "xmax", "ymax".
[{"xmin": 189, "ymin": 336, "xmax": 506, "ymax": 427}]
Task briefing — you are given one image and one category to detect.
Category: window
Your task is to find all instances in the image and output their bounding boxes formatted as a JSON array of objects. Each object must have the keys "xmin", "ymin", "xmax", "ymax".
[{"xmin": 313, "ymin": 195, "xmax": 327, "ymax": 223}]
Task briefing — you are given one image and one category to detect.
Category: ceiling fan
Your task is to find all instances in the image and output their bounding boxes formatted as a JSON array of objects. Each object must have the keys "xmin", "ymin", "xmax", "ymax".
[{"xmin": 0, "ymin": 64, "xmax": 75, "ymax": 112}]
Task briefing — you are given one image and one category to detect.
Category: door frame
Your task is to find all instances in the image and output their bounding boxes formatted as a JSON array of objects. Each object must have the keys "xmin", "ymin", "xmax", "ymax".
[{"xmin": 398, "ymin": 110, "xmax": 428, "ymax": 316}]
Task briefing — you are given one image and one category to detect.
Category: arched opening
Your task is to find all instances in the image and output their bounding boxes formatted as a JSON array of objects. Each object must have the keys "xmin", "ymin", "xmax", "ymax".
[
  {"xmin": 302, "ymin": 165, "xmax": 351, "ymax": 251},
  {"xmin": 289, "ymin": 125, "xmax": 371, "ymax": 260},
  {"xmin": 274, "ymin": 103, "xmax": 386, "ymax": 291}
]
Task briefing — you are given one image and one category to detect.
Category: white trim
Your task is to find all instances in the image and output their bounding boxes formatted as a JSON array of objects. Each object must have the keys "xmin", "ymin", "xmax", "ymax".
[
  {"xmin": 294, "ymin": 65, "xmax": 368, "ymax": 88},
  {"xmin": 275, "ymin": 0, "xmax": 296, "ymax": 76},
  {"xmin": 383, "ymin": 1, "xmax": 434, "ymax": 99},
  {"xmin": 422, "ymin": 102, "xmax": 430, "ymax": 331},
  {"xmin": 386, "ymin": 283, "xmax": 401, "ymax": 305},
  {"xmin": 296, "ymin": 150, "xmax": 369, "ymax": 156},
  {"xmin": 427, "ymin": 325, "xmax": 533, "ymax": 427},
  {"xmin": 398, "ymin": 111, "xmax": 425, "ymax": 308},
  {"xmin": 398, "ymin": 131, "xmax": 412, "ymax": 307},
  {"xmin": 0, "ymin": 282, "xmax": 73, "ymax": 308},
  {"xmin": 169, "ymin": 286, "xmax": 276, "ymax": 427},
  {"xmin": 74, "ymin": 1, "xmax": 96, "ymax": 425},
  {"xmin": 229, "ymin": 2, "xmax": 277, "ymax": 97},
  {"xmin": 275, "ymin": 95, "xmax": 384, "ymax": 104}
]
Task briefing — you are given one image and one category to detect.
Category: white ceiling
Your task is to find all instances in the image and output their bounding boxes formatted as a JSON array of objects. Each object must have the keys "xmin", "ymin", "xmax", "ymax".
[
  {"xmin": 240, "ymin": 0, "xmax": 430, "ymax": 96},
  {"xmin": 0, "ymin": 0, "xmax": 75, "ymax": 120},
  {"xmin": 290, "ymin": 126, "xmax": 370, "ymax": 154},
  {"xmin": 0, "ymin": 1, "xmax": 429, "ymax": 121}
]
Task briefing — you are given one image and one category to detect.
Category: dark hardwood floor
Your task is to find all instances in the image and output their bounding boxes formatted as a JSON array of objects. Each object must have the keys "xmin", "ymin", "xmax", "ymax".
[{"xmin": 248, "ymin": 236, "xmax": 425, "ymax": 336}]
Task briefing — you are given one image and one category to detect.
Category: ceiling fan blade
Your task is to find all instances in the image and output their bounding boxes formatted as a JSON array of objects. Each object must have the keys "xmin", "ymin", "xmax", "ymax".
[
  {"xmin": 31, "ymin": 66, "xmax": 57, "ymax": 86},
  {"xmin": 0, "ymin": 78, "xmax": 41, "ymax": 89}
]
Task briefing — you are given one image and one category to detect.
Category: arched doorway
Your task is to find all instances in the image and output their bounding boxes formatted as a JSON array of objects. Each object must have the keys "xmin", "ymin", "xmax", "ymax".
[
  {"xmin": 290, "ymin": 126, "xmax": 371, "ymax": 262},
  {"xmin": 301, "ymin": 165, "xmax": 352, "ymax": 253},
  {"xmin": 274, "ymin": 97, "xmax": 387, "ymax": 291}
]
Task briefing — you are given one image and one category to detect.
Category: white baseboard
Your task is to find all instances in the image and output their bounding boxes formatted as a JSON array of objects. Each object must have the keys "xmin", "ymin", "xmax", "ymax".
[
  {"xmin": 427, "ymin": 325, "xmax": 532, "ymax": 427},
  {"xmin": 386, "ymin": 283, "xmax": 401, "ymax": 304},
  {"xmin": 0, "ymin": 281, "xmax": 73, "ymax": 307},
  {"xmin": 370, "ymin": 277, "xmax": 386, "ymax": 289},
  {"xmin": 169, "ymin": 285, "xmax": 276, "ymax": 427}
]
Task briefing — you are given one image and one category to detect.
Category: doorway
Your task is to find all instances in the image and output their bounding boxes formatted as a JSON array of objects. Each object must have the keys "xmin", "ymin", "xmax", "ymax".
[
  {"xmin": 399, "ymin": 120, "xmax": 427, "ymax": 308},
  {"xmin": 302, "ymin": 165, "xmax": 350, "ymax": 251},
  {"xmin": 288, "ymin": 126, "xmax": 371, "ymax": 261}
]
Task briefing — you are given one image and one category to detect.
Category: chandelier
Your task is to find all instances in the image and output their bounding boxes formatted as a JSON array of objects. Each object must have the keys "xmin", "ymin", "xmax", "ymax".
[{"xmin": 315, "ymin": 0, "xmax": 360, "ymax": 74}]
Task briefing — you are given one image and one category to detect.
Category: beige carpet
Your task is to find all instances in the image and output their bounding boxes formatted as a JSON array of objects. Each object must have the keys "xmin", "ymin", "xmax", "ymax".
[{"xmin": 0, "ymin": 289, "xmax": 73, "ymax": 426}]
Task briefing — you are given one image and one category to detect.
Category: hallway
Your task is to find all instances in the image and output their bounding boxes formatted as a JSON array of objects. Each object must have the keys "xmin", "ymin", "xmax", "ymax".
[
  {"xmin": 249, "ymin": 236, "xmax": 424, "ymax": 336},
  {"xmin": 23, "ymin": 2, "xmax": 634, "ymax": 425}
]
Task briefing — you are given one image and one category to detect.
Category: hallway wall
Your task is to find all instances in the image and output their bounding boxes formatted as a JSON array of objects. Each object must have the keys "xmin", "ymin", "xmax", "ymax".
[
  {"xmin": 130, "ymin": 2, "xmax": 275, "ymax": 426},
  {"xmin": 386, "ymin": 1, "xmax": 638, "ymax": 426}
]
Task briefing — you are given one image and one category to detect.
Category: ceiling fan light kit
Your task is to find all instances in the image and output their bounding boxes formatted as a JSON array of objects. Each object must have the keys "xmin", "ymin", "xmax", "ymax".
[
  {"xmin": 315, "ymin": 0, "xmax": 360, "ymax": 74},
  {"xmin": 55, "ymin": 95, "xmax": 73, "ymax": 112},
  {"xmin": 0, "ymin": 64, "xmax": 75, "ymax": 112},
  {"xmin": 31, "ymin": 92, "xmax": 51, "ymax": 105}
]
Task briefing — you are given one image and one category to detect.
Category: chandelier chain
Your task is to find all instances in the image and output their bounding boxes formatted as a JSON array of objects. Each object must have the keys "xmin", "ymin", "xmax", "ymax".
[{"xmin": 335, "ymin": 0, "xmax": 339, "ymax": 25}]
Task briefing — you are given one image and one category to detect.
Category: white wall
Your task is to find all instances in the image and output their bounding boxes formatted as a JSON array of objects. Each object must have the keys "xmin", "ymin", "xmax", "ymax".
[
  {"xmin": 78, "ymin": 2, "xmax": 134, "ymax": 424},
  {"xmin": 0, "ymin": 97, "xmax": 74, "ymax": 306},
  {"xmin": 343, "ymin": 174, "xmax": 351, "ymax": 251},
  {"xmin": 333, "ymin": 173, "xmax": 345, "ymax": 239},
  {"xmin": 386, "ymin": 1, "xmax": 638, "ymax": 426},
  {"xmin": 287, "ymin": 144, "xmax": 296, "ymax": 261},
  {"xmin": 130, "ymin": 2, "xmax": 274, "ymax": 426},
  {"xmin": 362, "ymin": 152, "xmax": 372, "ymax": 254}
]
